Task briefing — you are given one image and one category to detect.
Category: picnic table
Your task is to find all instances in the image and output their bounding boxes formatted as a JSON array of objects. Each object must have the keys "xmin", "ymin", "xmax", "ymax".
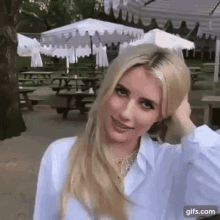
[
  {"xmin": 86, "ymin": 70, "xmax": 103, "ymax": 77},
  {"xmin": 189, "ymin": 67, "xmax": 202, "ymax": 89},
  {"xmin": 67, "ymin": 67, "xmax": 90, "ymax": 74},
  {"xmin": 189, "ymin": 67, "xmax": 201, "ymax": 72},
  {"xmin": 51, "ymin": 90, "xmax": 96, "ymax": 119},
  {"xmin": 20, "ymin": 71, "xmax": 52, "ymax": 79},
  {"xmin": 81, "ymin": 77, "xmax": 103, "ymax": 95},
  {"xmin": 201, "ymin": 95, "xmax": 220, "ymax": 125},
  {"xmin": 201, "ymin": 63, "xmax": 220, "ymax": 75},
  {"xmin": 19, "ymin": 87, "xmax": 36, "ymax": 111},
  {"xmin": 19, "ymin": 78, "xmax": 45, "ymax": 86},
  {"xmin": 19, "ymin": 71, "xmax": 53, "ymax": 86},
  {"xmin": 203, "ymin": 63, "xmax": 215, "ymax": 66},
  {"xmin": 51, "ymin": 76, "xmax": 103, "ymax": 94},
  {"xmin": 51, "ymin": 76, "xmax": 86, "ymax": 93}
]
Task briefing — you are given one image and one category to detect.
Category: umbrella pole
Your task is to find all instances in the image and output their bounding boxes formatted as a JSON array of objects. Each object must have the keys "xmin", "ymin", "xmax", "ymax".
[
  {"xmin": 74, "ymin": 47, "xmax": 77, "ymax": 75},
  {"xmin": 65, "ymin": 44, "xmax": 69, "ymax": 75},
  {"xmin": 90, "ymin": 35, "xmax": 94, "ymax": 77}
]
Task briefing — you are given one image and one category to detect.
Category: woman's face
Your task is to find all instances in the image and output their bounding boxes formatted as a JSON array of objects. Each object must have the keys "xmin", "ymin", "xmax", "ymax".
[{"xmin": 105, "ymin": 66, "xmax": 163, "ymax": 145}]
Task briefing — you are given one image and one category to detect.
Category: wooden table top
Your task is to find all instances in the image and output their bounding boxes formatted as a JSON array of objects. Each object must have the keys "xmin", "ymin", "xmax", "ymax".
[
  {"xmin": 191, "ymin": 72, "xmax": 198, "ymax": 75},
  {"xmin": 20, "ymin": 71, "xmax": 53, "ymax": 74},
  {"xmin": 201, "ymin": 95, "xmax": 220, "ymax": 103},
  {"xmin": 62, "ymin": 76, "xmax": 86, "ymax": 80},
  {"xmin": 68, "ymin": 67, "xmax": 89, "ymax": 69},
  {"xmin": 86, "ymin": 70, "xmax": 103, "ymax": 73},
  {"xmin": 203, "ymin": 63, "xmax": 216, "ymax": 66},
  {"xmin": 189, "ymin": 67, "xmax": 201, "ymax": 70},
  {"xmin": 52, "ymin": 76, "xmax": 102, "ymax": 80},
  {"xmin": 19, "ymin": 87, "xmax": 35, "ymax": 93},
  {"xmin": 58, "ymin": 90, "xmax": 95, "ymax": 96}
]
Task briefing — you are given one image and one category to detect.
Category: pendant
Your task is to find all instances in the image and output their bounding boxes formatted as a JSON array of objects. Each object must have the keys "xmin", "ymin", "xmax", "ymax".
[{"xmin": 126, "ymin": 165, "xmax": 131, "ymax": 172}]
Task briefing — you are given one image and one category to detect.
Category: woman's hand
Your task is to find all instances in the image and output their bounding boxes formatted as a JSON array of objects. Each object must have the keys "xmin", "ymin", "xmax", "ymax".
[
  {"xmin": 162, "ymin": 95, "xmax": 196, "ymax": 144},
  {"xmin": 171, "ymin": 94, "xmax": 192, "ymax": 122}
]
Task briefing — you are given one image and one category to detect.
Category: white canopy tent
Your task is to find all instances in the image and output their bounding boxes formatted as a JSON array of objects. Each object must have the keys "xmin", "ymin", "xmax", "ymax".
[
  {"xmin": 17, "ymin": 34, "xmax": 43, "ymax": 67},
  {"xmin": 41, "ymin": 43, "xmax": 109, "ymax": 67},
  {"xmin": 41, "ymin": 18, "xmax": 144, "ymax": 73},
  {"xmin": 119, "ymin": 29, "xmax": 195, "ymax": 58},
  {"xmin": 104, "ymin": 0, "xmax": 220, "ymax": 83}
]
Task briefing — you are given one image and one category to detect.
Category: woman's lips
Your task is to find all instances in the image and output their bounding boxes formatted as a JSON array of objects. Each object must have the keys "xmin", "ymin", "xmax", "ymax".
[{"xmin": 111, "ymin": 116, "xmax": 134, "ymax": 129}]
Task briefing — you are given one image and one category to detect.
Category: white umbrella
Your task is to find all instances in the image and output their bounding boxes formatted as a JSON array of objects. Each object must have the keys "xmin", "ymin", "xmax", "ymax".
[
  {"xmin": 17, "ymin": 34, "xmax": 43, "ymax": 67},
  {"xmin": 95, "ymin": 45, "xmax": 109, "ymax": 67},
  {"xmin": 42, "ymin": 44, "xmax": 109, "ymax": 67},
  {"xmin": 41, "ymin": 18, "xmax": 144, "ymax": 47},
  {"xmin": 31, "ymin": 52, "xmax": 43, "ymax": 67},
  {"xmin": 41, "ymin": 18, "xmax": 144, "ymax": 73},
  {"xmin": 119, "ymin": 29, "xmax": 195, "ymax": 59},
  {"xmin": 104, "ymin": 0, "xmax": 220, "ymax": 83}
]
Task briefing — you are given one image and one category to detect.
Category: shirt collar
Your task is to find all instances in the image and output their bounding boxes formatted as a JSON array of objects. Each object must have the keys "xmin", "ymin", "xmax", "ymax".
[{"xmin": 137, "ymin": 132, "xmax": 155, "ymax": 173}]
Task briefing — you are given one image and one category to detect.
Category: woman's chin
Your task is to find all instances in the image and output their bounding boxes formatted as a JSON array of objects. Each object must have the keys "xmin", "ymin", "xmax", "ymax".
[{"xmin": 108, "ymin": 130, "xmax": 131, "ymax": 143}]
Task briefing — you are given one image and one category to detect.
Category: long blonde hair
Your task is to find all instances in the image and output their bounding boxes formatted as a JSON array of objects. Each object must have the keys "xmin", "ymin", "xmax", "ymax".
[{"xmin": 58, "ymin": 44, "xmax": 191, "ymax": 220}]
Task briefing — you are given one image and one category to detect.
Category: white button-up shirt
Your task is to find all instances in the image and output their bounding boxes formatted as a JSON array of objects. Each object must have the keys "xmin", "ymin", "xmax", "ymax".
[{"xmin": 33, "ymin": 125, "xmax": 220, "ymax": 220}]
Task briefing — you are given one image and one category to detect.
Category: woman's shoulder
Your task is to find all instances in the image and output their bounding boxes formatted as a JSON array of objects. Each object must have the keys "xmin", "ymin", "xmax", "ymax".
[
  {"xmin": 42, "ymin": 136, "xmax": 78, "ymax": 165},
  {"xmin": 39, "ymin": 136, "xmax": 78, "ymax": 191},
  {"xmin": 47, "ymin": 136, "xmax": 77, "ymax": 153}
]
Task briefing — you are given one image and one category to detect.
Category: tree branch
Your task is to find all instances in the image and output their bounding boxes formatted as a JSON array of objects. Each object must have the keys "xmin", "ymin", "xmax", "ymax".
[
  {"xmin": 43, "ymin": 17, "xmax": 51, "ymax": 30},
  {"xmin": 10, "ymin": 0, "xmax": 23, "ymax": 19},
  {"xmin": 19, "ymin": 8, "xmax": 44, "ymax": 22}
]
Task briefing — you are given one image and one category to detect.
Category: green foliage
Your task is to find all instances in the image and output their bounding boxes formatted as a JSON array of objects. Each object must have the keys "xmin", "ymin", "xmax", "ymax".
[
  {"xmin": 72, "ymin": 0, "xmax": 103, "ymax": 20},
  {"xmin": 185, "ymin": 59, "xmax": 205, "ymax": 68},
  {"xmin": 17, "ymin": 0, "xmax": 104, "ymax": 31}
]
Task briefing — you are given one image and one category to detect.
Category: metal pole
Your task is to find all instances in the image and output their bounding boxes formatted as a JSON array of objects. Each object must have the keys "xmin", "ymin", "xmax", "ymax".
[
  {"xmin": 74, "ymin": 47, "xmax": 77, "ymax": 75},
  {"xmin": 210, "ymin": 0, "xmax": 220, "ymax": 15},
  {"xmin": 144, "ymin": 0, "xmax": 155, "ymax": 6},
  {"xmin": 214, "ymin": 37, "xmax": 219, "ymax": 84},
  {"xmin": 65, "ymin": 44, "xmax": 69, "ymax": 74},
  {"xmin": 90, "ymin": 35, "xmax": 94, "ymax": 77}
]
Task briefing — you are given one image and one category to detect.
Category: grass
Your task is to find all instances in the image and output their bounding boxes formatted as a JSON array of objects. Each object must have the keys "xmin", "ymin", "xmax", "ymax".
[
  {"xmin": 17, "ymin": 55, "xmax": 108, "ymax": 77},
  {"xmin": 185, "ymin": 59, "xmax": 205, "ymax": 67},
  {"xmin": 17, "ymin": 56, "xmax": 217, "ymax": 89}
]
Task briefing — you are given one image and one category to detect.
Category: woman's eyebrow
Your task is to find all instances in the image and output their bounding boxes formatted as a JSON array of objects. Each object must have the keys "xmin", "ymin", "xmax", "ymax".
[{"xmin": 116, "ymin": 83, "xmax": 159, "ymax": 107}]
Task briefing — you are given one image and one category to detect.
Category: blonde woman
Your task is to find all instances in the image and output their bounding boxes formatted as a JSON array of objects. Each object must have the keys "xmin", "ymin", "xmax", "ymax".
[{"xmin": 33, "ymin": 44, "xmax": 220, "ymax": 220}]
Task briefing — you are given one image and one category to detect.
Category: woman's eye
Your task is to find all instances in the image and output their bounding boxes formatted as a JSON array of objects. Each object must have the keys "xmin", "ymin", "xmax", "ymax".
[
  {"xmin": 115, "ymin": 88, "xmax": 127, "ymax": 96},
  {"xmin": 115, "ymin": 88, "xmax": 154, "ymax": 110},
  {"xmin": 141, "ymin": 102, "xmax": 154, "ymax": 110}
]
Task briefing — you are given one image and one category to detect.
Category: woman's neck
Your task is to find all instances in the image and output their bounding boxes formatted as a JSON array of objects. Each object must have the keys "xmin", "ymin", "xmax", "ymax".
[{"xmin": 111, "ymin": 137, "xmax": 141, "ymax": 159}]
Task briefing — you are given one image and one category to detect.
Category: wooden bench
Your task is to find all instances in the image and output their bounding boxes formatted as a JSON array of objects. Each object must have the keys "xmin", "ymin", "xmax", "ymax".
[
  {"xmin": 19, "ymin": 78, "xmax": 45, "ymax": 86},
  {"xmin": 20, "ymin": 98, "xmax": 43, "ymax": 109},
  {"xmin": 50, "ymin": 106, "xmax": 90, "ymax": 115},
  {"xmin": 50, "ymin": 92, "xmax": 96, "ymax": 118},
  {"xmin": 81, "ymin": 96, "xmax": 97, "ymax": 110},
  {"xmin": 202, "ymin": 63, "xmax": 220, "ymax": 75},
  {"xmin": 191, "ymin": 76, "xmax": 204, "ymax": 89},
  {"xmin": 50, "ymin": 86, "xmax": 72, "ymax": 94},
  {"xmin": 49, "ymin": 95, "xmax": 78, "ymax": 115},
  {"xmin": 80, "ymin": 96, "xmax": 96, "ymax": 103},
  {"xmin": 201, "ymin": 96, "xmax": 220, "ymax": 125},
  {"xmin": 50, "ymin": 85, "xmax": 86, "ymax": 94},
  {"xmin": 85, "ymin": 103, "xmax": 94, "ymax": 109}
]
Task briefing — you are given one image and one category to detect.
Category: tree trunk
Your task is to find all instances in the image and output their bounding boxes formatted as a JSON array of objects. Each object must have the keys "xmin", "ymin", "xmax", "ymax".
[{"xmin": 0, "ymin": 1, "xmax": 26, "ymax": 141}]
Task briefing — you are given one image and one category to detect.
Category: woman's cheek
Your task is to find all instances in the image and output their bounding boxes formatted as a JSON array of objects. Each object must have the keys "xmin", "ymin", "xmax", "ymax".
[
  {"xmin": 109, "ymin": 96, "xmax": 123, "ymax": 110},
  {"xmin": 139, "ymin": 112, "xmax": 158, "ymax": 126}
]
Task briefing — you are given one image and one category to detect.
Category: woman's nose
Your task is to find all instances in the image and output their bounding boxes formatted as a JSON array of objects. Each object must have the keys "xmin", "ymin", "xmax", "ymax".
[{"xmin": 120, "ymin": 99, "xmax": 135, "ymax": 119}]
